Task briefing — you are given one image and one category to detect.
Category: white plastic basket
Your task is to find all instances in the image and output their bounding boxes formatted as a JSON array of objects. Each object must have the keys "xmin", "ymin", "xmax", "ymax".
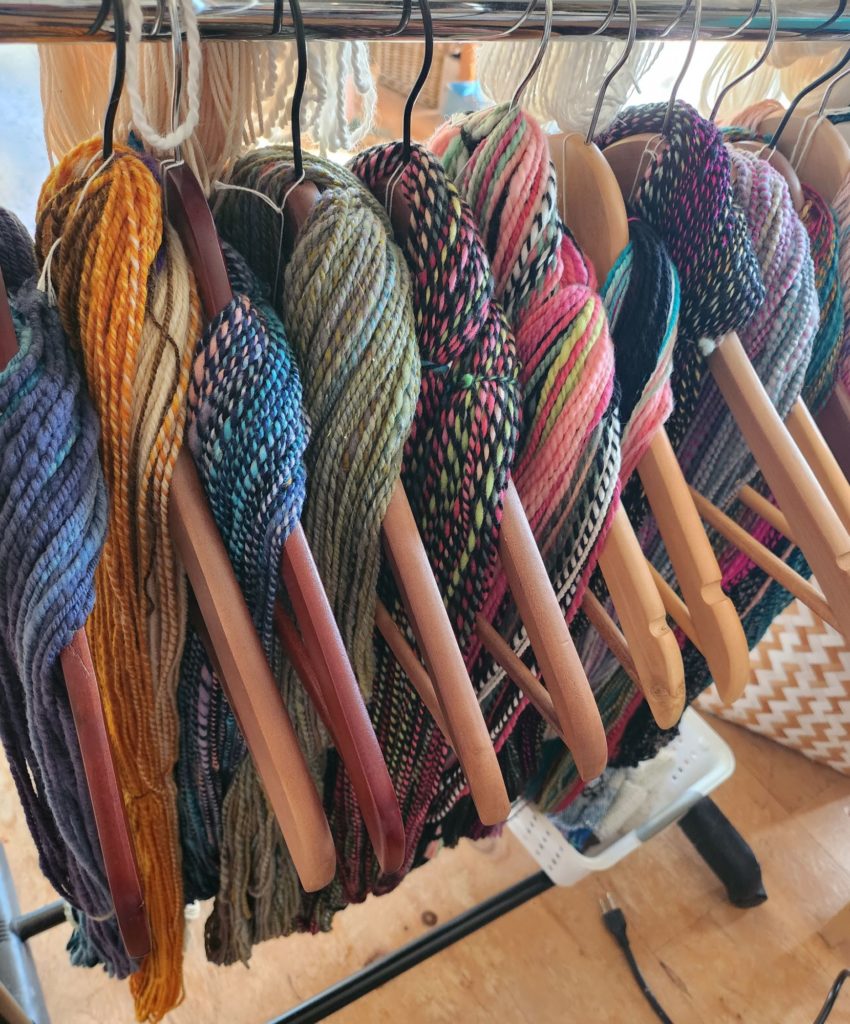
[{"xmin": 508, "ymin": 709, "xmax": 735, "ymax": 887}]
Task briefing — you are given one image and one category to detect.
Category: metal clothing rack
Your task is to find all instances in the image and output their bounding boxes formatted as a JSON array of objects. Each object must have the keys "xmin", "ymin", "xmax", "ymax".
[
  {"xmin": 0, "ymin": 3, "xmax": 845, "ymax": 1023},
  {"xmin": 1, "ymin": 0, "xmax": 850, "ymax": 42}
]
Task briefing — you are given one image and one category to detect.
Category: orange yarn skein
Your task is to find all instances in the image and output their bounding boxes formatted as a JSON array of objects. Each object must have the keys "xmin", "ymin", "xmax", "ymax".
[{"xmin": 36, "ymin": 138, "xmax": 197, "ymax": 1022}]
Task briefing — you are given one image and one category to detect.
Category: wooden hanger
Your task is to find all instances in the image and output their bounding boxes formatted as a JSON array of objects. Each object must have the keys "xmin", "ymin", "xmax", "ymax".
[
  {"xmin": 0, "ymin": 265, "xmax": 150, "ymax": 958},
  {"xmin": 603, "ymin": 134, "xmax": 850, "ymax": 646},
  {"xmin": 549, "ymin": 130, "xmax": 747, "ymax": 707}
]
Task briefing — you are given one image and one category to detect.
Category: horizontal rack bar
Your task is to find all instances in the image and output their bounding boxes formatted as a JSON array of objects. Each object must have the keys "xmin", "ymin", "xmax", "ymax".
[{"xmin": 1, "ymin": 0, "xmax": 850, "ymax": 43}]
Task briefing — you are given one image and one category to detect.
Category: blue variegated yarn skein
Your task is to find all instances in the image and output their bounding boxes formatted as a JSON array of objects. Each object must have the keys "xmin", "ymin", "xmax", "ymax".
[{"xmin": 0, "ymin": 208, "xmax": 128, "ymax": 974}]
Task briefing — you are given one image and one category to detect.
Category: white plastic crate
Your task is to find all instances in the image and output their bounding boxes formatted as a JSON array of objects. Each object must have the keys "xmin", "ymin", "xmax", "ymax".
[{"xmin": 508, "ymin": 708, "xmax": 735, "ymax": 887}]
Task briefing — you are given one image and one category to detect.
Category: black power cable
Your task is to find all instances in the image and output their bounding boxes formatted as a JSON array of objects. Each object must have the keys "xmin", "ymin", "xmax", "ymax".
[{"xmin": 601, "ymin": 896, "xmax": 848, "ymax": 1024}]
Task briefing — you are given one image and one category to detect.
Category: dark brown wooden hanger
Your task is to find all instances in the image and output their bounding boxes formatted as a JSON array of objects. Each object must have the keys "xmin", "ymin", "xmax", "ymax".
[
  {"xmin": 167, "ymin": 154, "xmax": 409, "ymax": 878},
  {"xmin": 0, "ymin": 266, "xmax": 150, "ymax": 959}
]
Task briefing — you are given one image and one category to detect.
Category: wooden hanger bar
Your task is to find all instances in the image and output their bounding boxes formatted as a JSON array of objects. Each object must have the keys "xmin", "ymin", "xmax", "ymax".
[
  {"xmin": 690, "ymin": 486, "xmax": 840, "ymax": 632},
  {"xmin": 638, "ymin": 431, "xmax": 751, "ymax": 702},
  {"xmin": 170, "ymin": 456, "xmax": 336, "ymax": 890},
  {"xmin": 647, "ymin": 563, "xmax": 700, "ymax": 648},
  {"xmin": 474, "ymin": 615, "xmax": 562, "ymax": 736},
  {"xmin": 579, "ymin": 591, "xmax": 640, "ymax": 686},
  {"xmin": 277, "ymin": 545, "xmax": 405, "ymax": 875},
  {"xmin": 738, "ymin": 485, "xmax": 794, "ymax": 541},
  {"xmin": 60, "ymin": 633, "xmax": 151, "ymax": 958},
  {"xmin": 707, "ymin": 335, "xmax": 850, "ymax": 640},
  {"xmin": 497, "ymin": 481, "xmax": 608, "ymax": 779},
  {"xmin": 1, "ymin": 267, "xmax": 150, "ymax": 957}
]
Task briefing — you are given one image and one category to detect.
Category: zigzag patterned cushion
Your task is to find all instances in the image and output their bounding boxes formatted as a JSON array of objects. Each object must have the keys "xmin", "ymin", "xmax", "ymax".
[{"xmin": 699, "ymin": 600, "xmax": 850, "ymax": 776}]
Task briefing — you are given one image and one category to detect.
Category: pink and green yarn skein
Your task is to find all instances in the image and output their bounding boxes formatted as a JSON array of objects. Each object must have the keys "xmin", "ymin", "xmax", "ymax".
[{"xmin": 430, "ymin": 102, "xmax": 620, "ymax": 719}]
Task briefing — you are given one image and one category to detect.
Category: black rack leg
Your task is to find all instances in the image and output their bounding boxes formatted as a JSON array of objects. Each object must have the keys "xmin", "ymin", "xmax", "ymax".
[
  {"xmin": 678, "ymin": 796, "xmax": 767, "ymax": 908},
  {"xmin": 268, "ymin": 871, "xmax": 554, "ymax": 1024},
  {"xmin": 0, "ymin": 845, "xmax": 55, "ymax": 1024}
]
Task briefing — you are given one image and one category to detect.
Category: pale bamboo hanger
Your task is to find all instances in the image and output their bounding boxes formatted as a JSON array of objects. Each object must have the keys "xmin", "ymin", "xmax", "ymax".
[
  {"xmin": 154, "ymin": 0, "xmax": 338, "ymax": 890},
  {"xmin": 719, "ymin": 10, "xmax": 850, "ymax": 575},
  {"xmin": 601, "ymin": 0, "xmax": 850, "ymax": 646},
  {"xmin": 551, "ymin": 0, "xmax": 746, "ymax": 707},
  {"xmin": 376, "ymin": 0, "xmax": 608, "ymax": 781}
]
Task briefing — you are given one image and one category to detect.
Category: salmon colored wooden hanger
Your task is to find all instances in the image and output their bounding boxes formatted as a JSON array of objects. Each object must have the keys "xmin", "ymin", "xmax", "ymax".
[
  {"xmin": 367, "ymin": 0, "xmax": 607, "ymax": 783},
  {"xmin": 371, "ymin": 185, "xmax": 607, "ymax": 782},
  {"xmin": 151, "ymin": 0, "xmax": 345, "ymax": 887},
  {"xmin": 549, "ymin": 151, "xmax": 744, "ymax": 702},
  {"xmin": 1, "ymin": 262, "xmax": 150, "ymax": 958},
  {"xmin": 602, "ymin": 138, "xmax": 850, "ymax": 646}
]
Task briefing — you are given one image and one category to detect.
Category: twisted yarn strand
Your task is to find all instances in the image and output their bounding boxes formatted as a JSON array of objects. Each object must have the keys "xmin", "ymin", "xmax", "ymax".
[{"xmin": 35, "ymin": 139, "xmax": 197, "ymax": 1022}]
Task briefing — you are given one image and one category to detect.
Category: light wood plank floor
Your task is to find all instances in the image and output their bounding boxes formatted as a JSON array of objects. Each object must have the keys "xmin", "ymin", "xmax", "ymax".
[{"xmin": 2, "ymin": 714, "xmax": 849, "ymax": 1023}]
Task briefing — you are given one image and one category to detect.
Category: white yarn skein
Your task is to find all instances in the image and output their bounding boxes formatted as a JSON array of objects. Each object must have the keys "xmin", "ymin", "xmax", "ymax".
[
  {"xmin": 477, "ymin": 36, "xmax": 661, "ymax": 134},
  {"xmin": 125, "ymin": 0, "xmax": 202, "ymax": 152}
]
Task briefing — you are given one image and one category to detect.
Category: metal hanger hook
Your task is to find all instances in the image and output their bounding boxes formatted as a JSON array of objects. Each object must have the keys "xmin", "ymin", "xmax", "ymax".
[
  {"xmin": 102, "ymin": 0, "xmax": 126, "ymax": 160},
  {"xmin": 586, "ymin": 0, "xmax": 636, "ymax": 144},
  {"xmin": 710, "ymin": 0, "xmax": 777, "ymax": 123},
  {"xmin": 510, "ymin": 0, "xmax": 553, "ymax": 111},
  {"xmin": 402, "ymin": 0, "xmax": 433, "ymax": 162},
  {"xmin": 661, "ymin": 0, "xmax": 702, "ymax": 135}
]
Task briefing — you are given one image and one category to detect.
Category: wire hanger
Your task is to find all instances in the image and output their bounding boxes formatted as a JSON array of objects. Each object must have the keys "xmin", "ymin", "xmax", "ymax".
[
  {"xmin": 388, "ymin": 0, "xmax": 609, "ymax": 778},
  {"xmin": 719, "ymin": 0, "xmax": 805, "ymax": 213},
  {"xmin": 602, "ymin": 1, "xmax": 850, "ymax": 645}
]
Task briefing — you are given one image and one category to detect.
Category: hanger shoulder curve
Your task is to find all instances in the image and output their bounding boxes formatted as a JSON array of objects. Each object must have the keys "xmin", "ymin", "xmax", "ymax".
[{"xmin": 760, "ymin": 110, "xmax": 850, "ymax": 204}]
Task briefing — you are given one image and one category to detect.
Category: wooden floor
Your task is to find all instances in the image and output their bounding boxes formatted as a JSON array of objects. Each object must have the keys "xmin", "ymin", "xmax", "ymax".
[{"xmin": 3, "ymin": 714, "xmax": 850, "ymax": 1023}]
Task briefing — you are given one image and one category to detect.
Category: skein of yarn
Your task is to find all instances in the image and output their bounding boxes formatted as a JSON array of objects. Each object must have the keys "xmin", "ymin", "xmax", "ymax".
[
  {"xmin": 35, "ymin": 139, "xmax": 198, "ymax": 1021},
  {"xmin": 429, "ymin": 103, "xmax": 621, "ymax": 827},
  {"xmin": 0, "ymin": 210, "xmax": 128, "ymax": 975},
  {"xmin": 344, "ymin": 141, "xmax": 522, "ymax": 891},
  {"xmin": 596, "ymin": 102, "xmax": 766, "ymax": 452},
  {"xmin": 211, "ymin": 150, "xmax": 420, "ymax": 957},
  {"xmin": 175, "ymin": 244, "xmax": 309, "ymax": 919}
]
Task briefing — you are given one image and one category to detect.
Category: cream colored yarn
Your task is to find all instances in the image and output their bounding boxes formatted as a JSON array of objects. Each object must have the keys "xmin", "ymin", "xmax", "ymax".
[
  {"xmin": 701, "ymin": 40, "xmax": 848, "ymax": 120},
  {"xmin": 38, "ymin": 38, "xmax": 375, "ymax": 188},
  {"xmin": 476, "ymin": 36, "xmax": 661, "ymax": 133}
]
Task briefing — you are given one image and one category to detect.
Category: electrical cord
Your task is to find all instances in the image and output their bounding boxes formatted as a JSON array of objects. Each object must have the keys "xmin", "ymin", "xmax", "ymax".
[
  {"xmin": 601, "ymin": 895, "xmax": 673, "ymax": 1024},
  {"xmin": 601, "ymin": 896, "xmax": 848, "ymax": 1024},
  {"xmin": 814, "ymin": 969, "xmax": 850, "ymax": 1024}
]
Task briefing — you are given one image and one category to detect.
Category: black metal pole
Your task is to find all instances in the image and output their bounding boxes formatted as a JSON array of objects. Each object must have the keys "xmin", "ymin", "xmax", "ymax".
[
  {"xmin": 268, "ymin": 871, "xmax": 554, "ymax": 1024},
  {"xmin": 11, "ymin": 902, "xmax": 67, "ymax": 944}
]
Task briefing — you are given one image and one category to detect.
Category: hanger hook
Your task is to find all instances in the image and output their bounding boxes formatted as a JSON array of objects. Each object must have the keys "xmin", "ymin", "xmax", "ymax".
[
  {"xmin": 710, "ymin": 0, "xmax": 777, "ymax": 123},
  {"xmin": 402, "ymin": 0, "xmax": 433, "ymax": 162},
  {"xmin": 164, "ymin": 0, "xmax": 185, "ymax": 161},
  {"xmin": 510, "ymin": 0, "xmax": 553, "ymax": 111},
  {"xmin": 102, "ymin": 0, "xmax": 126, "ymax": 160},
  {"xmin": 271, "ymin": 0, "xmax": 307, "ymax": 179},
  {"xmin": 771, "ymin": 41, "xmax": 850, "ymax": 150},
  {"xmin": 586, "ymin": 0, "xmax": 636, "ymax": 144},
  {"xmin": 718, "ymin": 0, "xmax": 760, "ymax": 40},
  {"xmin": 661, "ymin": 0, "xmax": 702, "ymax": 135},
  {"xmin": 658, "ymin": 0, "xmax": 691, "ymax": 39}
]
